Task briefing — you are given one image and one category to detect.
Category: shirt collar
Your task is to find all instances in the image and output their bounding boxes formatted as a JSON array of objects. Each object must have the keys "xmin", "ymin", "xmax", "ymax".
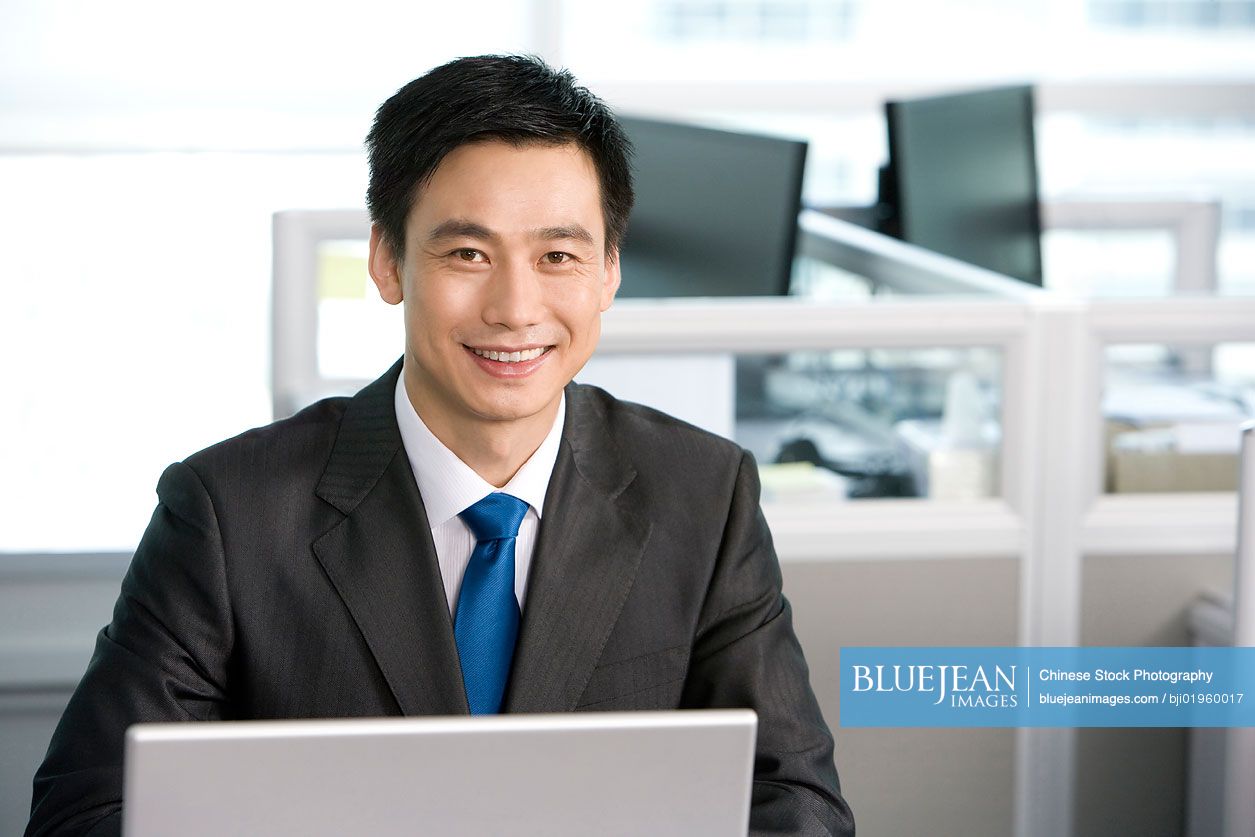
[{"xmin": 393, "ymin": 369, "xmax": 565, "ymax": 527}]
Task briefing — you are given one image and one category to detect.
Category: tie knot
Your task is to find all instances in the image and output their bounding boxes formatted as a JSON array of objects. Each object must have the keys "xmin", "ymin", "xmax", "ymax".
[{"xmin": 459, "ymin": 493, "xmax": 529, "ymax": 542}]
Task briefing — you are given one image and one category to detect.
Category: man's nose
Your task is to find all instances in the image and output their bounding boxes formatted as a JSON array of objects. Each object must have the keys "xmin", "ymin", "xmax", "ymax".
[{"xmin": 481, "ymin": 258, "xmax": 545, "ymax": 329}]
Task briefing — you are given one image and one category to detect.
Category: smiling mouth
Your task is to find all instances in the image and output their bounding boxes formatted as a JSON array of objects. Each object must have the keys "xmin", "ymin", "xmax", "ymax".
[{"xmin": 468, "ymin": 346, "xmax": 551, "ymax": 363}]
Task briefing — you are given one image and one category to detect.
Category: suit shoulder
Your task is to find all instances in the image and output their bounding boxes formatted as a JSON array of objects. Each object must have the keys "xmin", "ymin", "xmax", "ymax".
[
  {"xmin": 180, "ymin": 395, "xmax": 351, "ymax": 480},
  {"xmin": 569, "ymin": 382, "xmax": 747, "ymax": 467}
]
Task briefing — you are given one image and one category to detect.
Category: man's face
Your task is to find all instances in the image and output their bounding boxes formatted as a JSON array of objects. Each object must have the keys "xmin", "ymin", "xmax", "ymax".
[{"xmin": 369, "ymin": 140, "xmax": 620, "ymax": 438}]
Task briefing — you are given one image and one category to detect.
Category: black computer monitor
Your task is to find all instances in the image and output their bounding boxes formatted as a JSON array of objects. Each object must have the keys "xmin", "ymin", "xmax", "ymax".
[
  {"xmin": 876, "ymin": 85, "xmax": 1044, "ymax": 286},
  {"xmin": 617, "ymin": 116, "xmax": 808, "ymax": 297}
]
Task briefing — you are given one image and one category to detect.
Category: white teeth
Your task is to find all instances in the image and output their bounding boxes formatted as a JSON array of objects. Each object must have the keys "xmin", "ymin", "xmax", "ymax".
[{"xmin": 472, "ymin": 346, "xmax": 546, "ymax": 363}]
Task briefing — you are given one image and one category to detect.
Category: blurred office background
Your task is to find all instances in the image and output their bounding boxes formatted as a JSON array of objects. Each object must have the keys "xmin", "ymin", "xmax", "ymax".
[{"xmin": 2, "ymin": 2, "xmax": 1254, "ymax": 836}]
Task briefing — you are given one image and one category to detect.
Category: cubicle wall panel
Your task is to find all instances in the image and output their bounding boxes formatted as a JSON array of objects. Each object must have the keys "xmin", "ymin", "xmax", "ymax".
[
  {"xmin": 1081, "ymin": 553, "xmax": 1233, "ymax": 646},
  {"xmin": 1074, "ymin": 727, "xmax": 1187, "ymax": 837},
  {"xmin": 0, "ymin": 554, "xmax": 130, "ymax": 837},
  {"xmin": 0, "ymin": 693, "xmax": 71, "ymax": 837},
  {"xmin": 781, "ymin": 556, "xmax": 1019, "ymax": 837},
  {"xmin": 1075, "ymin": 552, "xmax": 1233, "ymax": 837}
]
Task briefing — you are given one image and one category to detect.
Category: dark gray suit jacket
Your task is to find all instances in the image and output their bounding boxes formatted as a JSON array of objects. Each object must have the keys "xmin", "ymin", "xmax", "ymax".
[{"xmin": 28, "ymin": 361, "xmax": 853, "ymax": 836}]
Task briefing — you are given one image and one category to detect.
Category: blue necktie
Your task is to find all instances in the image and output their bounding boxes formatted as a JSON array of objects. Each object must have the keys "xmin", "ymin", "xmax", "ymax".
[{"xmin": 454, "ymin": 492, "xmax": 528, "ymax": 715}]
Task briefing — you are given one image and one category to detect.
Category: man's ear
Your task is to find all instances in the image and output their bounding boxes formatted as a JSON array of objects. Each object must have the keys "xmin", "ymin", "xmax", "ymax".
[
  {"xmin": 368, "ymin": 224, "xmax": 404, "ymax": 305},
  {"xmin": 600, "ymin": 246, "xmax": 622, "ymax": 311}
]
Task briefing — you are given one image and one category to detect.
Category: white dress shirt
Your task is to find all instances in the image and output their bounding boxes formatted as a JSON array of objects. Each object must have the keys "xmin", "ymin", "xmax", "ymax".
[{"xmin": 393, "ymin": 371, "xmax": 564, "ymax": 615}]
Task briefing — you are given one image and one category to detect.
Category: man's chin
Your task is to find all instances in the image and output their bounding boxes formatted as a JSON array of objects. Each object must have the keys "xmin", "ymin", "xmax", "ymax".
[{"xmin": 465, "ymin": 390, "xmax": 564, "ymax": 426}]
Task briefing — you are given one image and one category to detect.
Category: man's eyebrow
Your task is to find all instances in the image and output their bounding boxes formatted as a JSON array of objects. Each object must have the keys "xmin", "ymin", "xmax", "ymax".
[
  {"xmin": 534, "ymin": 225, "xmax": 596, "ymax": 246},
  {"xmin": 426, "ymin": 219, "xmax": 497, "ymax": 242},
  {"xmin": 425, "ymin": 220, "xmax": 597, "ymax": 247}
]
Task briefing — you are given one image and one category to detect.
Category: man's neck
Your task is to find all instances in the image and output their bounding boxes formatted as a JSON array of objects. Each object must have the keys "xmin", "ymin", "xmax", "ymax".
[{"xmin": 403, "ymin": 368, "xmax": 559, "ymax": 489}]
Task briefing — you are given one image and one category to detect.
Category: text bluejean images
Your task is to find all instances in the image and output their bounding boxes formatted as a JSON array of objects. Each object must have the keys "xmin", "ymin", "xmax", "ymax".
[{"xmin": 839, "ymin": 647, "xmax": 1255, "ymax": 727}]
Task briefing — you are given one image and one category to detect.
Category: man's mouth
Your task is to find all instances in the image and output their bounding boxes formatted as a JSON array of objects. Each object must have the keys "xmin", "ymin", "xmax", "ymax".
[{"xmin": 468, "ymin": 346, "xmax": 550, "ymax": 363}]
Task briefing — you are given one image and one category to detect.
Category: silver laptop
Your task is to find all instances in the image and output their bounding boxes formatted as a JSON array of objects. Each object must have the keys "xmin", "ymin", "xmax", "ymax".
[{"xmin": 124, "ymin": 709, "xmax": 757, "ymax": 836}]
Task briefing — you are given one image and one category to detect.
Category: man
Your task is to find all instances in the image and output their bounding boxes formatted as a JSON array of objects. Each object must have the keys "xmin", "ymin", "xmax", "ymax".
[{"xmin": 28, "ymin": 55, "xmax": 854, "ymax": 836}]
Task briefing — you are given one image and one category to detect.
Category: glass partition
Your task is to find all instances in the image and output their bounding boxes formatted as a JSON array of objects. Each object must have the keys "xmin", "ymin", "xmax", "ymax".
[
  {"xmin": 1042, "ymin": 229, "xmax": 1178, "ymax": 298},
  {"xmin": 1103, "ymin": 341, "xmax": 1255, "ymax": 493},
  {"xmin": 735, "ymin": 347, "xmax": 1003, "ymax": 501},
  {"xmin": 314, "ymin": 239, "xmax": 401, "ymax": 381},
  {"xmin": 577, "ymin": 344, "xmax": 1004, "ymax": 502}
]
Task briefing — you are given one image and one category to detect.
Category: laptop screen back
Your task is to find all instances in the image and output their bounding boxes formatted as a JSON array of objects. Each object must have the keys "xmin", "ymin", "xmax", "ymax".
[{"xmin": 124, "ymin": 709, "xmax": 757, "ymax": 837}]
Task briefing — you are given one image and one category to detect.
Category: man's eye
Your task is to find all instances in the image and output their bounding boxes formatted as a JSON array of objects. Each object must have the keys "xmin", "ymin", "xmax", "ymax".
[
  {"xmin": 544, "ymin": 252, "xmax": 572, "ymax": 264},
  {"xmin": 453, "ymin": 248, "xmax": 485, "ymax": 262}
]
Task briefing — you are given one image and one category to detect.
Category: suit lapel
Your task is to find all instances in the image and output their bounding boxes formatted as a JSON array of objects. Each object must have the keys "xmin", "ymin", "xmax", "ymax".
[
  {"xmin": 311, "ymin": 360, "xmax": 468, "ymax": 716},
  {"xmin": 504, "ymin": 385, "xmax": 653, "ymax": 713}
]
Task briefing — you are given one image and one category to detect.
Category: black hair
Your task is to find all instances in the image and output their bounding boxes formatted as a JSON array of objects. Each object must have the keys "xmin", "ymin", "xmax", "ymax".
[{"xmin": 366, "ymin": 54, "xmax": 634, "ymax": 260}]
